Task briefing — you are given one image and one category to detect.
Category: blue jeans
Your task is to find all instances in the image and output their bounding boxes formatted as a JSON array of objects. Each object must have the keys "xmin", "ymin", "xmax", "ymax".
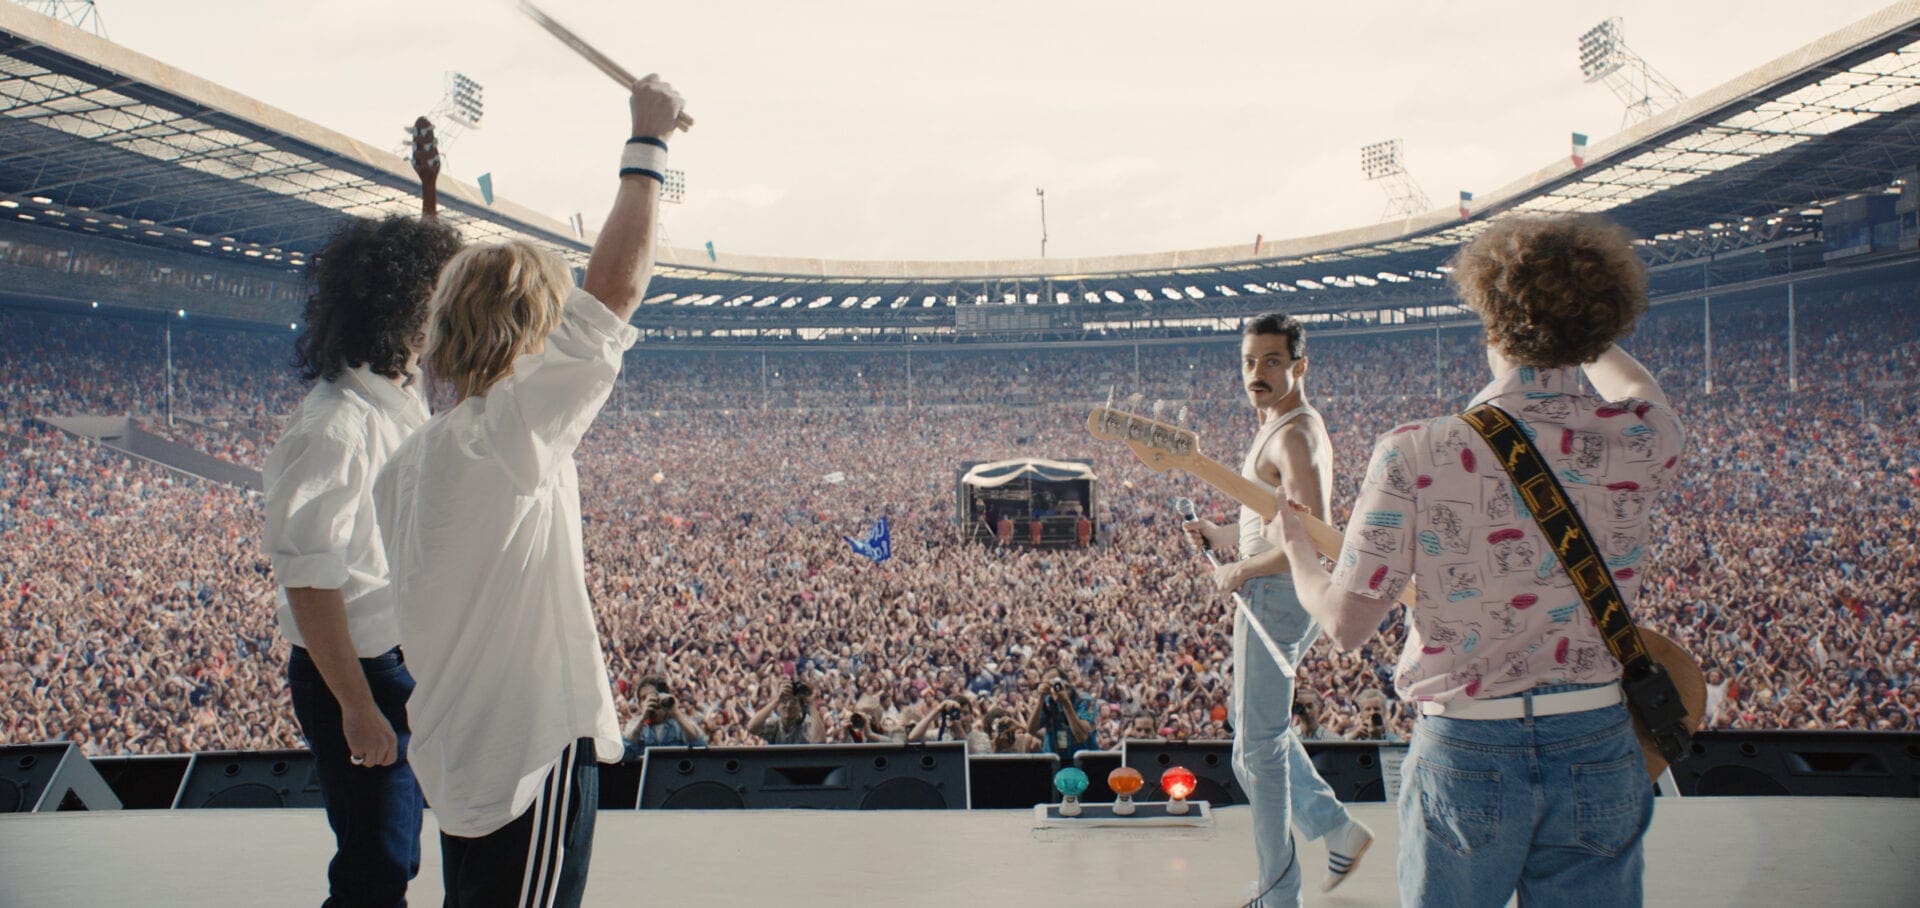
[
  {"xmin": 1398, "ymin": 683, "xmax": 1652, "ymax": 908},
  {"xmin": 1233, "ymin": 574, "xmax": 1351, "ymax": 907},
  {"xmin": 288, "ymin": 645, "xmax": 425, "ymax": 908}
]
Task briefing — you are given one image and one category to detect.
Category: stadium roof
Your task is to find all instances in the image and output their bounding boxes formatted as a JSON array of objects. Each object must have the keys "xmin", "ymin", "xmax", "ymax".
[{"xmin": 2, "ymin": 1, "xmax": 1918, "ymax": 334}]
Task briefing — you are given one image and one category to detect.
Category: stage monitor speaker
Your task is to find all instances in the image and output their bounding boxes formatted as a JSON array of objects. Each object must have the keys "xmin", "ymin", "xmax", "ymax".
[
  {"xmin": 1072, "ymin": 750, "xmax": 1122, "ymax": 802},
  {"xmin": 967, "ymin": 754, "xmax": 1060, "ymax": 809},
  {"xmin": 1122, "ymin": 739, "xmax": 1244, "ymax": 806},
  {"xmin": 1303, "ymin": 741, "xmax": 1389, "ymax": 803},
  {"xmin": 0, "ymin": 743, "xmax": 122, "ymax": 812},
  {"xmin": 598, "ymin": 760, "xmax": 644, "ymax": 810},
  {"xmin": 88, "ymin": 754, "xmax": 191, "ymax": 809},
  {"xmin": 1673, "ymin": 731, "xmax": 1920, "ymax": 798},
  {"xmin": 638, "ymin": 743, "xmax": 968, "ymax": 810},
  {"xmin": 174, "ymin": 749, "xmax": 325, "ymax": 808}
]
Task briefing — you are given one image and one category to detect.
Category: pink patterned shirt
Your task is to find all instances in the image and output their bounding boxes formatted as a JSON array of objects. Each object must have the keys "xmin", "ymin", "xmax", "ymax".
[{"xmin": 1330, "ymin": 366, "xmax": 1685, "ymax": 704}]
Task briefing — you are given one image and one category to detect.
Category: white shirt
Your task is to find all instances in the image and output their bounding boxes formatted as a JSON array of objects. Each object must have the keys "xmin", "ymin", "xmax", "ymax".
[
  {"xmin": 374, "ymin": 288, "xmax": 635, "ymax": 838},
  {"xmin": 262, "ymin": 365, "xmax": 429, "ymax": 656}
]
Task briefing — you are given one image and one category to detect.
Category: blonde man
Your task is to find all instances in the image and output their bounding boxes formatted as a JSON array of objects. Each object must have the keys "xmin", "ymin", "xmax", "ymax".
[{"xmin": 374, "ymin": 76, "xmax": 686, "ymax": 908}]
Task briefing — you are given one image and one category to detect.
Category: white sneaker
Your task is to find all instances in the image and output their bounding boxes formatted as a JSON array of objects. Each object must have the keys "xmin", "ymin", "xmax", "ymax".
[{"xmin": 1321, "ymin": 818, "xmax": 1374, "ymax": 893}]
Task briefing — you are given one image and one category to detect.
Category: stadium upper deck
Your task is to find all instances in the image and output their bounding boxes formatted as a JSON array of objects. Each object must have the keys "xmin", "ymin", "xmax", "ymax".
[{"xmin": 1, "ymin": 1, "xmax": 1918, "ymax": 341}]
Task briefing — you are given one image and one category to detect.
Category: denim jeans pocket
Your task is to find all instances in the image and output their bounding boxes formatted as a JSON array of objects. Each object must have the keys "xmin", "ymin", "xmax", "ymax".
[
  {"xmin": 1572, "ymin": 753, "xmax": 1646, "ymax": 857},
  {"xmin": 1416, "ymin": 760, "xmax": 1502, "ymax": 856}
]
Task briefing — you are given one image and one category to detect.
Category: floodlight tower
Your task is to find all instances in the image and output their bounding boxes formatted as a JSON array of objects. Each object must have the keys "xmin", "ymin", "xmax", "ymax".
[
  {"xmin": 1360, "ymin": 139, "xmax": 1431, "ymax": 221},
  {"xmin": 13, "ymin": 1, "xmax": 106, "ymax": 36},
  {"xmin": 1578, "ymin": 18, "xmax": 1685, "ymax": 127}
]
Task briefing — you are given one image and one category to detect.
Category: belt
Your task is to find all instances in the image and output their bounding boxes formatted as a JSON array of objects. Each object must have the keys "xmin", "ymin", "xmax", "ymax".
[{"xmin": 1420, "ymin": 682, "xmax": 1622, "ymax": 720}]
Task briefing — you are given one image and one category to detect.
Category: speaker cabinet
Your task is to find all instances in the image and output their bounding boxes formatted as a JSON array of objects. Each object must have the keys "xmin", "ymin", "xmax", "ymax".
[
  {"xmin": 638, "ymin": 743, "xmax": 969, "ymax": 810},
  {"xmin": 88, "ymin": 754, "xmax": 191, "ymax": 809},
  {"xmin": 598, "ymin": 760, "xmax": 644, "ymax": 810},
  {"xmin": 174, "ymin": 749, "xmax": 325, "ymax": 808},
  {"xmin": 967, "ymin": 754, "xmax": 1060, "ymax": 809},
  {"xmin": 1303, "ymin": 741, "xmax": 1389, "ymax": 803},
  {"xmin": 1673, "ymin": 731, "xmax": 1920, "ymax": 798},
  {"xmin": 1072, "ymin": 750, "xmax": 1121, "ymax": 802},
  {"xmin": 0, "ymin": 743, "xmax": 121, "ymax": 812},
  {"xmin": 1121, "ymin": 739, "xmax": 1244, "ymax": 806}
]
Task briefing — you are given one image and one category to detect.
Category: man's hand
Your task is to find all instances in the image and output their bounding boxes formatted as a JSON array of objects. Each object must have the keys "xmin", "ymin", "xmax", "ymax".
[
  {"xmin": 629, "ymin": 74, "xmax": 686, "ymax": 140},
  {"xmin": 1182, "ymin": 519, "xmax": 1236, "ymax": 553},
  {"xmin": 1212, "ymin": 562, "xmax": 1245, "ymax": 595},
  {"xmin": 343, "ymin": 705, "xmax": 399, "ymax": 768},
  {"xmin": 1261, "ymin": 499, "xmax": 1311, "ymax": 558}
]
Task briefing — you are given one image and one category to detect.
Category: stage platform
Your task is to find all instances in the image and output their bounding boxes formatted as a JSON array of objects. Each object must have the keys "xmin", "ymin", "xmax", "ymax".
[{"xmin": 4, "ymin": 799, "xmax": 1917, "ymax": 906}]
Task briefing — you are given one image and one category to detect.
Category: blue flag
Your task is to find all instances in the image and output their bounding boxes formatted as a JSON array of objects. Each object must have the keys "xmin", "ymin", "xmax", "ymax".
[
  {"xmin": 844, "ymin": 515, "xmax": 891, "ymax": 564},
  {"xmin": 478, "ymin": 172, "xmax": 494, "ymax": 205}
]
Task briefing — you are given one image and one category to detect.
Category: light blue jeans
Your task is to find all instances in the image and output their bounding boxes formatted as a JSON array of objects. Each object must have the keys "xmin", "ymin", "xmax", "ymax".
[
  {"xmin": 1398, "ymin": 683, "xmax": 1652, "ymax": 908},
  {"xmin": 1232, "ymin": 574, "xmax": 1353, "ymax": 907}
]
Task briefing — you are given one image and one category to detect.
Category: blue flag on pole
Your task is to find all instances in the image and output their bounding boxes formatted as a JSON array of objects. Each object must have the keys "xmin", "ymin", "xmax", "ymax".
[
  {"xmin": 844, "ymin": 516, "xmax": 891, "ymax": 564},
  {"xmin": 478, "ymin": 173, "xmax": 494, "ymax": 205}
]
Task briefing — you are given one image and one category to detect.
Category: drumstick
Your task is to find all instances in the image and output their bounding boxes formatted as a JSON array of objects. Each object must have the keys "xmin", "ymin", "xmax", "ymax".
[{"xmin": 515, "ymin": 0, "xmax": 695, "ymax": 129}]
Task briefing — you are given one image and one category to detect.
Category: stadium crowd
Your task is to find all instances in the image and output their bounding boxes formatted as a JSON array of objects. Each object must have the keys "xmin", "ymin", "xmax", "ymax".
[{"xmin": 2, "ymin": 282, "xmax": 1915, "ymax": 756}]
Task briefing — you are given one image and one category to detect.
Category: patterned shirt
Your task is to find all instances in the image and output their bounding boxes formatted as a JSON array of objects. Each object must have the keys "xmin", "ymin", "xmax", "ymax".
[{"xmin": 1330, "ymin": 366, "xmax": 1685, "ymax": 704}]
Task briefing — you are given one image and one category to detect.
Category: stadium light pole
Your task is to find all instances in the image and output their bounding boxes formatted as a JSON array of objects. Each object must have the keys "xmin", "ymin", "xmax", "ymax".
[
  {"xmin": 1577, "ymin": 18, "xmax": 1685, "ymax": 127},
  {"xmin": 1036, "ymin": 188, "xmax": 1049, "ymax": 259},
  {"xmin": 1360, "ymin": 139, "xmax": 1431, "ymax": 221}
]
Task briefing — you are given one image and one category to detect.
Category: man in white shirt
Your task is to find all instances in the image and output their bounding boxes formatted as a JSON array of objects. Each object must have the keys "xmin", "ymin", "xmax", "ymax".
[
  {"xmin": 374, "ymin": 75, "xmax": 687, "ymax": 908},
  {"xmin": 263, "ymin": 211, "xmax": 461, "ymax": 907}
]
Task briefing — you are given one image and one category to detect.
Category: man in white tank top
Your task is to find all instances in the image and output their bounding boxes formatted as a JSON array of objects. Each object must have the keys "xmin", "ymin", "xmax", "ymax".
[{"xmin": 1182, "ymin": 313, "xmax": 1375, "ymax": 904}]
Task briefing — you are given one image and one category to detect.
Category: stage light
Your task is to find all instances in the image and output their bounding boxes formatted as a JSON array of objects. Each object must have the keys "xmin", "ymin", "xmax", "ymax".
[
  {"xmin": 176, "ymin": 309, "xmax": 186, "ymax": 318},
  {"xmin": 1053, "ymin": 767, "xmax": 1089, "ymax": 817},
  {"xmin": 1161, "ymin": 766, "xmax": 1197, "ymax": 815},
  {"xmin": 1109, "ymin": 766, "xmax": 1143, "ymax": 816}
]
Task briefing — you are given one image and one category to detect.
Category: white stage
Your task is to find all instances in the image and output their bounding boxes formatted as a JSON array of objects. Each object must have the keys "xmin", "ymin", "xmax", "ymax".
[{"xmin": 4, "ymin": 799, "xmax": 1918, "ymax": 906}]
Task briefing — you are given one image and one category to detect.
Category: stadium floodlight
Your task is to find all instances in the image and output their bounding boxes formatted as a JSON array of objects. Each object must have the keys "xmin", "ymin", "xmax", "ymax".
[
  {"xmin": 445, "ymin": 72, "xmax": 485, "ymax": 129},
  {"xmin": 1360, "ymin": 140, "xmax": 1404, "ymax": 181},
  {"xmin": 18, "ymin": 1, "xmax": 106, "ymax": 37},
  {"xmin": 1360, "ymin": 138, "xmax": 1431, "ymax": 220},
  {"xmin": 1577, "ymin": 19, "xmax": 1625, "ymax": 81},
  {"xmin": 661, "ymin": 169, "xmax": 687, "ymax": 204},
  {"xmin": 1575, "ymin": 18, "xmax": 1685, "ymax": 126}
]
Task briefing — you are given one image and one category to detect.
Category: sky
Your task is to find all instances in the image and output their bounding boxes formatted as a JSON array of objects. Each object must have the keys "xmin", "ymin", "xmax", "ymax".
[{"xmin": 81, "ymin": 0, "xmax": 1900, "ymax": 262}]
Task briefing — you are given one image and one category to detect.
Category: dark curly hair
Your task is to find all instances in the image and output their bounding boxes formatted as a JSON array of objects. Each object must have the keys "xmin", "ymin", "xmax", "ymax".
[
  {"xmin": 293, "ymin": 215, "xmax": 463, "ymax": 383},
  {"xmin": 1449, "ymin": 215, "xmax": 1648, "ymax": 368},
  {"xmin": 1243, "ymin": 311, "xmax": 1306, "ymax": 360}
]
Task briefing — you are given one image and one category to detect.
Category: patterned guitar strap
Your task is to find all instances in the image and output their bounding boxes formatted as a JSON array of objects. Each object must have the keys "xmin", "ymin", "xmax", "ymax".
[{"xmin": 1460, "ymin": 403, "xmax": 1693, "ymax": 765}]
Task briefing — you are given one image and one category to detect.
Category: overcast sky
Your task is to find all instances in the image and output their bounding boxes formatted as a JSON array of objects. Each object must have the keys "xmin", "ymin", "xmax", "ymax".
[{"xmin": 90, "ymin": 0, "xmax": 1897, "ymax": 261}]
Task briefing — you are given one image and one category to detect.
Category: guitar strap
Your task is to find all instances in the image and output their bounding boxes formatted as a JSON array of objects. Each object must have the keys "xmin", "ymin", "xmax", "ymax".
[{"xmin": 1459, "ymin": 403, "xmax": 1692, "ymax": 764}]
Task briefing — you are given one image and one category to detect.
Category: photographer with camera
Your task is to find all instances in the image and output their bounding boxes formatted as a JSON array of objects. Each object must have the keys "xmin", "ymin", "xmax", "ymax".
[
  {"xmin": 1293, "ymin": 687, "xmax": 1336, "ymax": 742},
  {"xmin": 750, "ymin": 676, "xmax": 823, "ymax": 745},
  {"xmin": 619, "ymin": 675, "xmax": 708, "ymax": 762},
  {"xmin": 1025, "ymin": 667, "xmax": 1098, "ymax": 762},
  {"xmin": 982, "ymin": 708, "xmax": 1038, "ymax": 754},
  {"xmin": 1344, "ymin": 689, "xmax": 1402, "ymax": 743},
  {"xmin": 838, "ymin": 694, "xmax": 900, "ymax": 744},
  {"xmin": 907, "ymin": 691, "xmax": 990, "ymax": 752}
]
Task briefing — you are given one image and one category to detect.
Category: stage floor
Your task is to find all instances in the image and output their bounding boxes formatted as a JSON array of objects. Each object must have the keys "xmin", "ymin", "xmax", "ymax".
[{"xmin": 3, "ymin": 799, "xmax": 1917, "ymax": 906}]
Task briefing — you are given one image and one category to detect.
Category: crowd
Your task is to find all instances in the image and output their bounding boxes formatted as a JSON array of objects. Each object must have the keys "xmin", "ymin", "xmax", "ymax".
[{"xmin": 1, "ymin": 280, "xmax": 1914, "ymax": 756}]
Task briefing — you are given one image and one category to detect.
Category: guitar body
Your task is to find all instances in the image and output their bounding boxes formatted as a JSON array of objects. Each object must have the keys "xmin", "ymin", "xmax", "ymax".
[
  {"xmin": 1085, "ymin": 405, "xmax": 1706, "ymax": 781},
  {"xmin": 1636, "ymin": 628, "xmax": 1707, "ymax": 781}
]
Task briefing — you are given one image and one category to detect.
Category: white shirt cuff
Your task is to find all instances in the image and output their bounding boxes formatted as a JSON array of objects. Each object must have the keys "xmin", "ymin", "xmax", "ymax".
[
  {"xmin": 270, "ymin": 551, "xmax": 351, "ymax": 591},
  {"xmin": 565, "ymin": 288, "xmax": 640, "ymax": 351}
]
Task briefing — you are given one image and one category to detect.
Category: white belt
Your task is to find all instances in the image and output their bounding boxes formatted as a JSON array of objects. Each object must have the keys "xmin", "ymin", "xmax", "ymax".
[{"xmin": 1421, "ymin": 682, "xmax": 1623, "ymax": 720}]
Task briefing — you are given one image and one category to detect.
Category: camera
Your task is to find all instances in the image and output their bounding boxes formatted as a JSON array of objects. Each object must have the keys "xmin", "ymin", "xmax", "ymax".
[
  {"xmin": 1291, "ymin": 700, "xmax": 1309, "ymax": 718},
  {"xmin": 849, "ymin": 712, "xmax": 868, "ymax": 729},
  {"xmin": 1049, "ymin": 678, "xmax": 1067, "ymax": 694},
  {"xmin": 655, "ymin": 694, "xmax": 676, "ymax": 712},
  {"xmin": 992, "ymin": 717, "xmax": 1014, "ymax": 735},
  {"xmin": 943, "ymin": 705, "xmax": 962, "ymax": 720},
  {"xmin": 790, "ymin": 681, "xmax": 812, "ymax": 700},
  {"xmin": 1370, "ymin": 712, "xmax": 1384, "ymax": 729}
]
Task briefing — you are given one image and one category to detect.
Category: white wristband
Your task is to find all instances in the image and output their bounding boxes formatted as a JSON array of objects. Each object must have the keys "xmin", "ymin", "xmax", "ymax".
[{"xmin": 620, "ymin": 137, "xmax": 668, "ymax": 183}]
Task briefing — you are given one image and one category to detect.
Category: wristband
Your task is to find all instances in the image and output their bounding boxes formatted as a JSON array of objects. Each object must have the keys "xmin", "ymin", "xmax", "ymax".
[{"xmin": 620, "ymin": 136, "xmax": 668, "ymax": 183}]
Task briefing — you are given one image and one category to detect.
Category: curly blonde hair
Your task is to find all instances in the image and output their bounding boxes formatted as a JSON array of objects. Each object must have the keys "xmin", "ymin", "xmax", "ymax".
[
  {"xmin": 426, "ymin": 241, "xmax": 573, "ymax": 398},
  {"xmin": 1450, "ymin": 215, "xmax": 1648, "ymax": 368}
]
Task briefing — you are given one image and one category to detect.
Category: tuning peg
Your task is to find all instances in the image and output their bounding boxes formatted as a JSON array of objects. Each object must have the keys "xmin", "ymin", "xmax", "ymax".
[
  {"xmin": 1122, "ymin": 393, "xmax": 1144, "ymax": 412},
  {"xmin": 1176, "ymin": 406, "xmax": 1190, "ymax": 427},
  {"xmin": 1105, "ymin": 386, "xmax": 1115, "ymax": 411},
  {"xmin": 1150, "ymin": 400, "xmax": 1166, "ymax": 420}
]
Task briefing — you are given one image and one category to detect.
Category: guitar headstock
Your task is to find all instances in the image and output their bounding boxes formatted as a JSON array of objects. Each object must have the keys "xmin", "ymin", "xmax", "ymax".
[
  {"xmin": 408, "ymin": 116, "xmax": 441, "ymax": 184},
  {"xmin": 1086, "ymin": 405, "xmax": 1203, "ymax": 473}
]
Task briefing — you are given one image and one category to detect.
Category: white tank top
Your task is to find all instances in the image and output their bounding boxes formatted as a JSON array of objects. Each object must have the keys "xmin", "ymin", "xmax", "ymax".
[{"xmin": 1238, "ymin": 404, "xmax": 1315, "ymax": 559}]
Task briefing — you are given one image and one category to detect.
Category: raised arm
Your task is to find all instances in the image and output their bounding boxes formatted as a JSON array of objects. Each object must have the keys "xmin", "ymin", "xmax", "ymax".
[
  {"xmin": 582, "ymin": 75, "xmax": 687, "ymax": 321},
  {"xmin": 1582, "ymin": 344, "xmax": 1668, "ymax": 408}
]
